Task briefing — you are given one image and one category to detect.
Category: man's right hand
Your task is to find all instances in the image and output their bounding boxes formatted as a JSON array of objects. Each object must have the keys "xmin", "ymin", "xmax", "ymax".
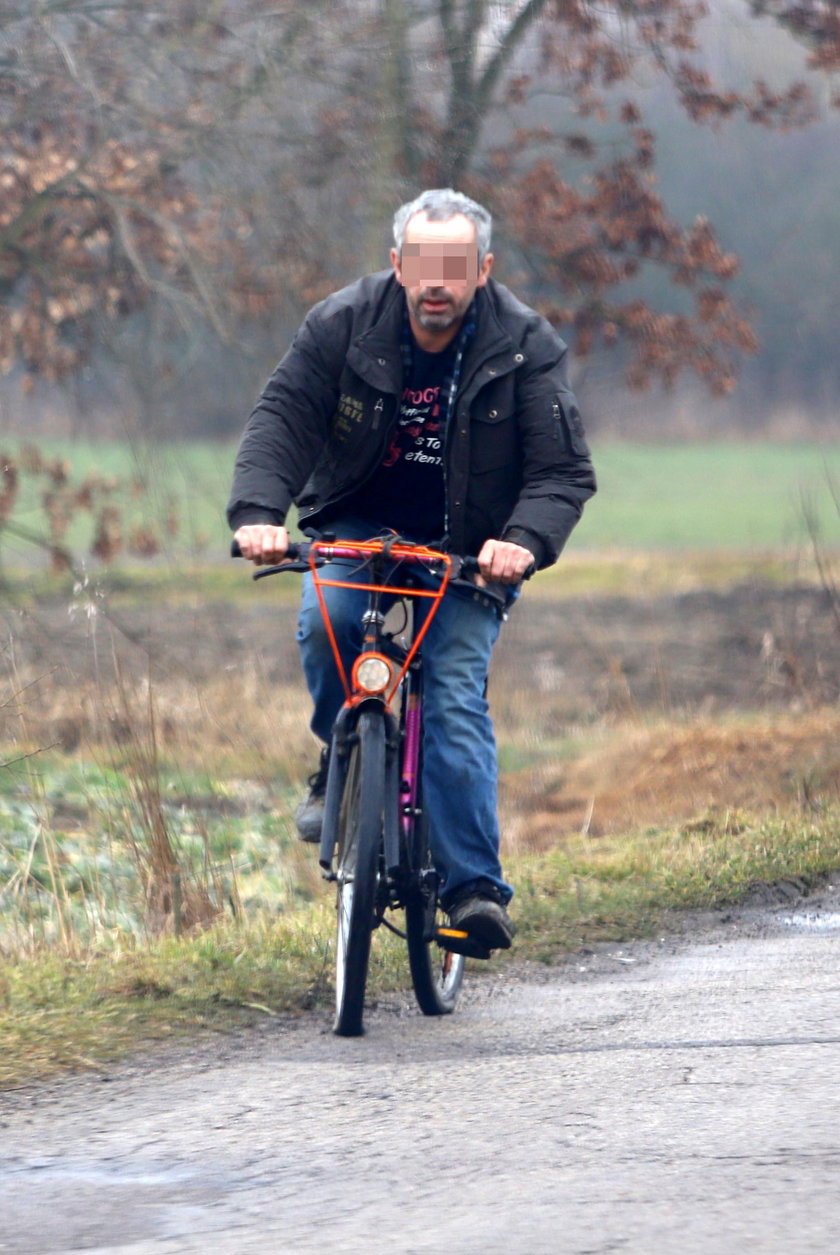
[{"xmin": 234, "ymin": 524, "xmax": 289, "ymax": 565}]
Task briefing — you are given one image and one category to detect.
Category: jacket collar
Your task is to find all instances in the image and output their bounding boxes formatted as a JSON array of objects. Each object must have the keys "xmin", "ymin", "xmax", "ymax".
[
  {"xmin": 460, "ymin": 282, "xmax": 519, "ymax": 387},
  {"xmin": 350, "ymin": 273, "xmax": 525, "ymax": 393},
  {"xmin": 354, "ymin": 273, "xmax": 404, "ymax": 363}
]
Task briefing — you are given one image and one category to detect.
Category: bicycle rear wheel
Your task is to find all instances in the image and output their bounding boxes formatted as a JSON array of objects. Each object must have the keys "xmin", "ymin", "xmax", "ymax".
[
  {"xmin": 405, "ymin": 817, "xmax": 465, "ymax": 1016},
  {"xmin": 334, "ymin": 710, "xmax": 385, "ymax": 1037}
]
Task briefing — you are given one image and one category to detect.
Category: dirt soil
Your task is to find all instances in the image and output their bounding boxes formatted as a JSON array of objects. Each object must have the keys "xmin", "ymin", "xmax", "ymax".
[
  {"xmin": 7, "ymin": 577, "xmax": 839, "ymax": 708},
  {"xmin": 503, "ymin": 709, "xmax": 840, "ymax": 845}
]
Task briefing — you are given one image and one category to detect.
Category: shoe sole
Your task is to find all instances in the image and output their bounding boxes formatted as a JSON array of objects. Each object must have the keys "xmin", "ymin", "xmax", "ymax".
[
  {"xmin": 296, "ymin": 826, "xmax": 322, "ymax": 844},
  {"xmin": 447, "ymin": 908, "xmax": 515, "ymax": 952}
]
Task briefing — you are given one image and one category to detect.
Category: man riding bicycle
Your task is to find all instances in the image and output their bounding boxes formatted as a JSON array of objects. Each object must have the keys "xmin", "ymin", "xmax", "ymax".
[{"xmin": 228, "ymin": 188, "xmax": 596, "ymax": 954}]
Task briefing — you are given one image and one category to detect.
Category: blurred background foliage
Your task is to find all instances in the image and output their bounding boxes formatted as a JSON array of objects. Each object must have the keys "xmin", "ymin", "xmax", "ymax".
[{"xmin": 1, "ymin": 0, "xmax": 839, "ymax": 443}]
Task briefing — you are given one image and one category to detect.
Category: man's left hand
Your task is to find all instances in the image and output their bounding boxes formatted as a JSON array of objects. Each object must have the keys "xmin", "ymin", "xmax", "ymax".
[{"xmin": 476, "ymin": 539, "xmax": 534, "ymax": 585}]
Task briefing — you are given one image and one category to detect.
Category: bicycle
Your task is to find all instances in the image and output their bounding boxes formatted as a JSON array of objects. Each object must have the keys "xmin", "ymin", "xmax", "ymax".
[{"xmin": 235, "ymin": 533, "xmax": 495, "ymax": 1036}]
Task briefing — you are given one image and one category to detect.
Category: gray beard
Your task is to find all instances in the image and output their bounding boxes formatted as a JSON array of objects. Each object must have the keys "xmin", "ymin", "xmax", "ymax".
[{"xmin": 410, "ymin": 294, "xmax": 463, "ymax": 332}]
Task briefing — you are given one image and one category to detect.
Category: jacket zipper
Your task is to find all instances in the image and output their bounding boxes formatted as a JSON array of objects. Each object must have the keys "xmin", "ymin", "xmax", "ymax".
[
  {"xmin": 443, "ymin": 401, "xmax": 458, "ymax": 541},
  {"xmin": 552, "ymin": 399, "xmax": 562, "ymax": 436}
]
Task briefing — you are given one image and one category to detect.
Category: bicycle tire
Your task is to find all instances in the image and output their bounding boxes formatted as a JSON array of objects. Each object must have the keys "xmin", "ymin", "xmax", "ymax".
[
  {"xmin": 405, "ymin": 816, "xmax": 465, "ymax": 1016},
  {"xmin": 334, "ymin": 710, "xmax": 385, "ymax": 1037}
]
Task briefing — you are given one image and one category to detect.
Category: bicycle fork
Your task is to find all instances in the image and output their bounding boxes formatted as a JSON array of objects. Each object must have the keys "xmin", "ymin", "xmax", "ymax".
[{"xmin": 318, "ymin": 701, "xmax": 401, "ymax": 880}]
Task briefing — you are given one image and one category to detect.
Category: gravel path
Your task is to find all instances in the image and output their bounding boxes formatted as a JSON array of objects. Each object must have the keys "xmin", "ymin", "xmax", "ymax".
[{"xmin": 3, "ymin": 886, "xmax": 839, "ymax": 1255}]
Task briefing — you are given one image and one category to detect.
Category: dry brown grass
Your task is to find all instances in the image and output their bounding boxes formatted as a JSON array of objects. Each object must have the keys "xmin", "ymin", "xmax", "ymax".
[
  {"xmin": 502, "ymin": 708, "xmax": 840, "ymax": 852},
  {"xmin": 9, "ymin": 633, "xmax": 840, "ymax": 864},
  {"xmin": 3, "ymin": 656, "xmax": 321, "ymax": 946},
  {"xmin": 3, "ymin": 580, "xmax": 840, "ymax": 1083},
  {"xmin": 6, "ymin": 657, "xmax": 317, "ymax": 783}
]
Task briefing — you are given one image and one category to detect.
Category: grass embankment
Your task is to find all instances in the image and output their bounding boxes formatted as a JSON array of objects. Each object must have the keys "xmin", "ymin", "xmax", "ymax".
[
  {"xmin": 2, "ymin": 745, "xmax": 839, "ymax": 1089},
  {"xmin": 3, "ymin": 573, "xmax": 840, "ymax": 1086},
  {"xmin": 2, "ymin": 809, "xmax": 838, "ymax": 1088}
]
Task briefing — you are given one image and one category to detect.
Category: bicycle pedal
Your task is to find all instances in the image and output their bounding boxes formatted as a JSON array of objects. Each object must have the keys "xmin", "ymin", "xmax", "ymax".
[{"xmin": 434, "ymin": 926, "xmax": 492, "ymax": 961}]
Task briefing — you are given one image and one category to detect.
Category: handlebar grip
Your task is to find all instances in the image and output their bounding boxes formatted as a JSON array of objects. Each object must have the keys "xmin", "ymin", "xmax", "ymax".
[
  {"xmin": 230, "ymin": 538, "xmax": 301, "ymax": 560},
  {"xmin": 456, "ymin": 555, "xmax": 535, "ymax": 581}
]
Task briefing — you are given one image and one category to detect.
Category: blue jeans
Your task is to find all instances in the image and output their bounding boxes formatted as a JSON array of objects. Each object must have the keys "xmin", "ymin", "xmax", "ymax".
[{"xmin": 295, "ymin": 519, "xmax": 513, "ymax": 905}]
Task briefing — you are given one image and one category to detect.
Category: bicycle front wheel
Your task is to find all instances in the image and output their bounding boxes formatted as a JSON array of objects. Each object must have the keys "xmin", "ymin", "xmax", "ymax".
[{"xmin": 334, "ymin": 710, "xmax": 385, "ymax": 1037}]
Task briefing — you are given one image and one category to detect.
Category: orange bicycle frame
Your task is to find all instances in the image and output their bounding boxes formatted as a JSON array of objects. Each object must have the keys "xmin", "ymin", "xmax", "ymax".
[{"xmin": 307, "ymin": 539, "xmax": 453, "ymax": 710}]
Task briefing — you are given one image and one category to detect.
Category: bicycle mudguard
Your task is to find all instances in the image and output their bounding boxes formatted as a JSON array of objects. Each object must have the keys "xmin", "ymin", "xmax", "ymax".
[{"xmin": 318, "ymin": 706, "xmax": 356, "ymax": 871}]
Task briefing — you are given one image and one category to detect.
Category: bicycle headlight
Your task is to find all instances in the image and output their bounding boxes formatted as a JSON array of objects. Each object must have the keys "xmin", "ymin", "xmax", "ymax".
[{"xmin": 353, "ymin": 653, "xmax": 392, "ymax": 695}]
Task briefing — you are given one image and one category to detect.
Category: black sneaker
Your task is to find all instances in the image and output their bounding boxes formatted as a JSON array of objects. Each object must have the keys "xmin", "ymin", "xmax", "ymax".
[
  {"xmin": 446, "ymin": 885, "xmax": 516, "ymax": 953},
  {"xmin": 294, "ymin": 746, "xmax": 329, "ymax": 843}
]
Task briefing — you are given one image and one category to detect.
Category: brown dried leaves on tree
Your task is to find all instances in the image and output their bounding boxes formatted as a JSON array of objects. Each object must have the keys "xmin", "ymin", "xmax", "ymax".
[
  {"xmin": 751, "ymin": 0, "xmax": 840, "ymax": 76},
  {"xmin": 317, "ymin": 0, "xmax": 839, "ymax": 392},
  {"xmin": 2, "ymin": 0, "xmax": 839, "ymax": 395},
  {"xmin": 0, "ymin": 5, "xmax": 273, "ymax": 383},
  {"xmin": 487, "ymin": 130, "xmax": 757, "ymax": 394},
  {"xmin": 438, "ymin": 0, "xmax": 837, "ymax": 391}
]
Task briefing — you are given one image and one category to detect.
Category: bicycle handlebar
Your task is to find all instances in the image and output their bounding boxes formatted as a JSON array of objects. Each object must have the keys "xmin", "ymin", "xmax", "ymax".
[{"xmin": 230, "ymin": 537, "xmax": 495, "ymax": 581}]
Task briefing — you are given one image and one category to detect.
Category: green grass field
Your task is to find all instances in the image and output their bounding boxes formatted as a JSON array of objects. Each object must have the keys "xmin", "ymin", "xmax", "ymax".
[
  {"xmin": 3, "ymin": 437, "xmax": 839, "ymax": 571},
  {"xmin": 577, "ymin": 440, "xmax": 840, "ymax": 551}
]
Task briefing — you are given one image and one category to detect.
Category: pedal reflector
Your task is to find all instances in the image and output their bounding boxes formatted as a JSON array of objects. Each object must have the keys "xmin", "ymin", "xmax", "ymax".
[{"xmin": 433, "ymin": 926, "xmax": 492, "ymax": 961}]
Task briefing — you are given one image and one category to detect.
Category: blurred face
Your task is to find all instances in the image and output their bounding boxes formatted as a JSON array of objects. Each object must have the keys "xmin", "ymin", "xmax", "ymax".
[{"xmin": 391, "ymin": 212, "xmax": 493, "ymax": 345}]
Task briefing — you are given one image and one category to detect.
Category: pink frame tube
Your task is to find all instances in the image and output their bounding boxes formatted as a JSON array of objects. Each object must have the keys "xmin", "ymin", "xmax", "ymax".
[{"xmin": 401, "ymin": 691, "xmax": 422, "ymax": 839}]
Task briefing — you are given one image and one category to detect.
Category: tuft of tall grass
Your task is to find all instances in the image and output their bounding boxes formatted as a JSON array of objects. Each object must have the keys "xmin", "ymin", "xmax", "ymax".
[{"xmin": 1, "ymin": 576, "xmax": 321, "ymax": 959}]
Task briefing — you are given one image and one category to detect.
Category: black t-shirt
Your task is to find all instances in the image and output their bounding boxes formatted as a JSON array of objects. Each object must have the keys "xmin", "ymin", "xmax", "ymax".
[{"xmin": 345, "ymin": 338, "xmax": 456, "ymax": 540}]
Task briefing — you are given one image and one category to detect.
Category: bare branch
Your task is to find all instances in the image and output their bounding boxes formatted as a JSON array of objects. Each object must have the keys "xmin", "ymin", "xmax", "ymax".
[{"xmin": 475, "ymin": 0, "xmax": 550, "ymax": 113}]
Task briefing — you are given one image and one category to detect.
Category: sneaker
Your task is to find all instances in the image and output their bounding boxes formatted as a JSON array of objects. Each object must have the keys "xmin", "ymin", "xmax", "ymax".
[
  {"xmin": 294, "ymin": 747, "xmax": 329, "ymax": 843},
  {"xmin": 446, "ymin": 885, "xmax": 516, "ymax": 953}
]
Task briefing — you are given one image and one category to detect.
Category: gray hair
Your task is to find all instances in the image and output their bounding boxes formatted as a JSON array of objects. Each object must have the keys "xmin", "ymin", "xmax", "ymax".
[{"xmin": 393, "ymin": 188, "xmax": 492, "ymax": 263}]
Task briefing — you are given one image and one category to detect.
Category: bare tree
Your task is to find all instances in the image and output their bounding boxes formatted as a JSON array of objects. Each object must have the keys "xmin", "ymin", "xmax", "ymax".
[
  {"xmin": 253, "ymin": 0, "xmax": 831, "ymax": 393},
  {"xmin": 2, "ymin": 0, "xmax": 839, "ymax": 405},
  {"xmin": 0, "ymin": 1, "xmax": 331, "ymax": 383}
]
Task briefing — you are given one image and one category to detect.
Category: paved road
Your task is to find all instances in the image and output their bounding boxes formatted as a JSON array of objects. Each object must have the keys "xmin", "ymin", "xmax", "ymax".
[{"xmin": 2, "ymin": 891, "xmax": 839, "ymax": 1255}]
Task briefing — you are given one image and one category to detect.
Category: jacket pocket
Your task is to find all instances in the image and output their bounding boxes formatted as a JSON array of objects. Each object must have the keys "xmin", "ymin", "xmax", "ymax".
[
  {"xmin": 553, "ymin": 395, "xmax": 589, "ymax": 458},
  {"xmin": 470, "ymin": 404, "xmax": 518, "ymax": 473}
]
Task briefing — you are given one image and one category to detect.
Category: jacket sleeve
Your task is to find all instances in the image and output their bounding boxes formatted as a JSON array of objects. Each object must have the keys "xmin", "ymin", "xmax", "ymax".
[
  {"xmin": 227, "ymin": 304, "xmax": 349, "ymax": 530},
  {"xmin": 501, "ymin": 323, "xmax": 596, "ymax": 569}
]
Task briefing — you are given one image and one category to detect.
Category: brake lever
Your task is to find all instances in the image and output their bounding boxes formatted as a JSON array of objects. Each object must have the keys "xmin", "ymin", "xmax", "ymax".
[{"xmin": 252, "ymin": 560, "xmax": 314, "ymax": 579}]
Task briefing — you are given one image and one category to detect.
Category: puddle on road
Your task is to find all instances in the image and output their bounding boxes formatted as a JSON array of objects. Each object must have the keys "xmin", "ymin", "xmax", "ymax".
[
  {"xmin": 779, "ymin": 912, "xmax": 840, "ymax": 933},
  {"xmin": 1, "ymin": 1156, "xmax": 238, "ymax": 1254}
]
